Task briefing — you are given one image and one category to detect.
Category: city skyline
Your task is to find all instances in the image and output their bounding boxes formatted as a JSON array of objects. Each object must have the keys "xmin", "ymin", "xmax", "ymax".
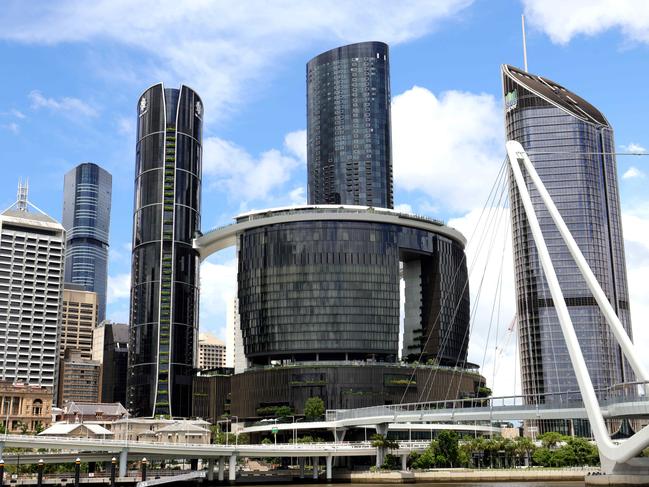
[{"xmin": 0, "ymin": 1, "xmax": 648, "ymax": 398}]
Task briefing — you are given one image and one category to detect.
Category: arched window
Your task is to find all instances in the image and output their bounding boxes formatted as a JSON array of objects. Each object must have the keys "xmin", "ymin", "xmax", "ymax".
[{"xmin": 32, "ymin": 399, "xmax": 43, "ymax": 415}]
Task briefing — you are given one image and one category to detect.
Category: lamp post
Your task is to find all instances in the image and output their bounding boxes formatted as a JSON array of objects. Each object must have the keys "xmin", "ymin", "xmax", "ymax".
[
  {"xmin": 141, "ymin": 458, "xmax": 147, "ymax": 481},
  {"xmin": 37, "ymin": 459, "xmax": 43, "ymax": 487},
  {"xmin": 110, "ymin": 457, "xmax": 116, "ymax": 486},
  {"xmin": 74, "ymin": 457, "xmax": 81, "ymax": 487},
  {"xmin": 0, "ymin": 457, "xmax": 4, "ymax": 487}
]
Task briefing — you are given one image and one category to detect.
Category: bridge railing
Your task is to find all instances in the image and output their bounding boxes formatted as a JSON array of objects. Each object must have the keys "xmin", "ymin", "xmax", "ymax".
[{"xmin": 326, "ymin": 381, "xmax": 649, "ymax": 422}]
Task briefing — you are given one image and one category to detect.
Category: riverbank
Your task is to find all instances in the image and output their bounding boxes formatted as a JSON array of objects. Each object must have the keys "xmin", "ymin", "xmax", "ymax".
[{"xmin": 336, "ymin": 468, "xmax": 593, "ymax": 483}]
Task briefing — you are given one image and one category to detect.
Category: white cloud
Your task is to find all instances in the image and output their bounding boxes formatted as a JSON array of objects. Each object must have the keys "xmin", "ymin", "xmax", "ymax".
[
  {"xmin": 392, "ymin": 86, "xmax": 504, "ymax": 213},
  {"xmin": 2, "ymin": 122, "xmax": 19, "ymax": 134},
  {"xmin": 284, "ymin": 130, "xmax": 307, "ymax": 163},
  {"xmin": 199, "ymin": 258, "xmax": 238, "ymax": 338},
  {"xmin": 29, "ymin": 90, "xmax": 98, "ymax": 117},
  {"xmin": 202, "ymin": 135, "xmax": 303, "ymax": 204},
  {"xmin": 449, "ymin": 206, "xmax": 517, "ymax": 397},
  {"xmin": 394, "ymin": 203, "xmax": 414, "ymax": 214},
  {"xmin": 116, "ymin": 116, "xmax": 135, "ymax": 136},
  {"xmin": 107, "ymin": 272, "xmax": 131, "ymax": 304},
  {"xmin": 523, "ymin": 0, "xmax": 649, "ymax": 45},
  {"xmin": 621, "ymin": 143, "xmax": 647, "ymax": 153},
  {"xmin": 622, "ymin": 211, "xmax": 649, "ymax": 373},
  {"xmin": 0, "ymin": 1, "xmax": 473, "ymax": 122},
  {"xmin": 11, "ymin": 109, "xmax": 26, "ymax": 119},
  {"xmin": 623, "ymin": 166, "xmax": 645, "ymax": 179}
]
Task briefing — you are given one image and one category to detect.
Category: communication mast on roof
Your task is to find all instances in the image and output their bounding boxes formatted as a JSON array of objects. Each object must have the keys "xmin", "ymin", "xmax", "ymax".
[{"xmin": 522, "ymin": 14, "xmax": 529, "ymax": 72}]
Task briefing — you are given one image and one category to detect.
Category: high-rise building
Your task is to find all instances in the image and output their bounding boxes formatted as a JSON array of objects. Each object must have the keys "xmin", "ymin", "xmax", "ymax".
[
  {"xmin": 225, "ymin": 298, "xmax": 245, "ymax": 374},
  {"xmin": 92, "ymin": 320, "xmax": 128, "ymax": 404},
  {"xmin": 0, "ymin": 183, "xmax": 65, "ymax": 390},
  {"xmin": 59, "ymin": 284, "xmax": 97, "ymax": 360},
  {"xmin": 197, "ymin": 333, "xmax": 226, "ymax": 370},
  {"xmin": 502, "ymin": 65, "xmax": 632, "ymax": 420},
  {"xmin": 128, "ymin": 84, "xmax": 202, "ymax": 418},
  {"xmin": 307, "ymin": 41, "xmax": 393, "ymax": 208},
  {"xmin": 62, "ymin": 163, "xmax": 112, "ymax": 324},
  {"xmin": 58, "ymin": 349, "xmax": 101, "ymax": 404}
]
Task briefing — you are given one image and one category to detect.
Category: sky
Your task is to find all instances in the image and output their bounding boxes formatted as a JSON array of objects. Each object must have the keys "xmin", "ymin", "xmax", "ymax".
[{"xmin": 1, "ymin": 0, "xmax": 648, "ymax": 397}]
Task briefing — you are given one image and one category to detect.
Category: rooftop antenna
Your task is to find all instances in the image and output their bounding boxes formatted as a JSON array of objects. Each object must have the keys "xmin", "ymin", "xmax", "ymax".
[
  {"xmin": 521, "ymin": 14, "xmax": 528, "ymax": 72},
  {"xmin": 16, "ymin": 179, "xmax": 28, "ymax": 212}
]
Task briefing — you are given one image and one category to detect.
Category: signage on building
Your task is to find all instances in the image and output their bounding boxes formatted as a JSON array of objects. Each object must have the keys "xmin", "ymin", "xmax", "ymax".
[{"xmin": 505, "ymin": 89, "xmax": 518, "ymax": 112}]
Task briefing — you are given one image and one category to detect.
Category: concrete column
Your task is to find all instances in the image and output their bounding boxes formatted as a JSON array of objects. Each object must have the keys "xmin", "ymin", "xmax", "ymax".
[
  {"xmin": 119, "ymin": 448, "xmax": 128, "ymax": 478},
  {"xmin": 299, "ymin": 458, "xmax": 305, "ymax": 478},
  {"xmin": 375, "ymin": 424, "xmax": 388, "ymax": 436},
  {"xmin": 333, "ymin": 428, "xmax": 346, "ymax": 442},
  {"xmin": 325, "ymin": 456, "xmax": 332, "ymax": 480},
  {"xmin": 228, "ymin": 454, "xmax": 236, "ymax": 481},
  {"xmin": 206, "ymin": 459, "xmax": 214, "ymax": 481},
  {"xmin": 401, "ymin": 454, "xmax": 408, "ymax": 471},
  {"xmin": 312, "ymin": 457, "xmax": 319, "ymax": 479},
  {"xmin": 218, "ymin": 457, "xmax": 225, "ymax": 482}
]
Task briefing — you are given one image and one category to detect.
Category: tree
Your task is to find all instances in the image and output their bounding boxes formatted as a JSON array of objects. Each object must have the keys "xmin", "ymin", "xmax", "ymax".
[
  {"xmin": 437, "ymin": 430, "xmax": 460, "ymax": 467},
  {"xmin": 275, "ymin": 405, "xmax": 293, "ymax": 419},
  {"xmin": 539, "ymin": 431, "xmax": 565, "ymax": 449},
  {"xmin": 303, "ymin": 397, "xmax": 325, "ymax": 420},
  {"xmin": 514, "ymin": 436, "xmax": 536, "ymax": 466}
]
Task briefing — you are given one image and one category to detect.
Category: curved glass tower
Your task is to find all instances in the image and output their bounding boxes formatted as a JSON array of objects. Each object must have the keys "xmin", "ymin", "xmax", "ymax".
[
  {"xmin": 128, "ymin": 84, "xmax": 202, "ymax": 418},
  {"xmin": 502, "ymin": 65, "xmax": 632, "ymax": 413},
  {"xmin": 62, "ymin": 163, "xmax": 111, "ymax": 323},
  {"xmin": 307, "ymin": 41, "xmax": 393, "ymax": 208}
]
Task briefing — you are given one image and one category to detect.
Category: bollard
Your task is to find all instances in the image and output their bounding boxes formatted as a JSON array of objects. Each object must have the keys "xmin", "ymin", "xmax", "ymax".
[
  {"xmin": 141, "ymin": 457, "xmax": 147, "ymax": 482},
  {"xmin": 37, "ymin": 459, "xmax": 44, "ymax": 487},
  {"xmin": 74, "ymin": 457, "xmax": 81, "ymax": 487},
  {"xmin": 110, "ymin": 457, "xmax": 116, "ymax": 486},
  {"xmin": 0, "ymin": 458, "xmax": 4, "ymax": 487}
]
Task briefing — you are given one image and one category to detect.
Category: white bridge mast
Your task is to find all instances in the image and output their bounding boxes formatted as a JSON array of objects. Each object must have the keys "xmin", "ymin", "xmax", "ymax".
[{"xmin": 506, "ymin": 140, "xmax": 649, "ymax": 474}]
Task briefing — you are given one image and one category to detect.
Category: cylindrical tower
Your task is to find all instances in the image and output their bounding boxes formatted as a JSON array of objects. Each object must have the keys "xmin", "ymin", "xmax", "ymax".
[
  {"xmin": 307, "ymin": 41, "xmax": 393, "ymax": 208},
  {"xmin": 128, "ymin": 83, "xmax": 202, "ymax": 418},
  {"xmin": 62, "ymin": 162, "xmax": 112, "ymax": 323},
  {"xmin": 502, "ymin": 65, "xmax": 632, "ymax": 418}
]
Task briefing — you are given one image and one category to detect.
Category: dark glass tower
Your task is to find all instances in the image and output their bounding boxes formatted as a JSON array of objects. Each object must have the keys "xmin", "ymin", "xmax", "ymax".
[
  {"xmin": 128, "ymin": 84, "xmax": 202, "ymax": 418},
  {"xmin": 307, "ymin": 41, "xmax": 393, "ymax": 208},
  {"xmin": 62, "ymin": 163, "xmax": 112, "ymax": 323},
  {"xmin": 502, "ymin": 65, "xmax": 632, "ymax": 414}
]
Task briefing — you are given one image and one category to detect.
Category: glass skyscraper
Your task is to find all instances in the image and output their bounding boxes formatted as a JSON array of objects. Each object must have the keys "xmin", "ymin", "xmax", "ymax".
[
  {"xmin": 62, "ymin": 163, "xmax": 112, "ymax": 323},
  {"xmin": 128, "ymin": 84, "xmax": 202, "ymax": 418},
  {"xmin": 307, "ymin": 41, "xmax": 393, "ymax": 208},
  {"xmin": 502, "ymin": 65, "xmax": 632, "ymax": 417}
]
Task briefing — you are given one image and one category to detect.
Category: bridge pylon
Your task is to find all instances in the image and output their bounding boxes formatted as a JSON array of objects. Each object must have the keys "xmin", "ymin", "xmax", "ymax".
[{"xmin": 506, "ymin": 140, "xmax": 649, "ymax": 477}]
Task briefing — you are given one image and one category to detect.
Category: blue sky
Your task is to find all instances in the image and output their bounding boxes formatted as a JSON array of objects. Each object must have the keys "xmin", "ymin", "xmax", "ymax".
[{"xmin": 1, "ymin": 0, "xmax": 648, "ymax": 394}]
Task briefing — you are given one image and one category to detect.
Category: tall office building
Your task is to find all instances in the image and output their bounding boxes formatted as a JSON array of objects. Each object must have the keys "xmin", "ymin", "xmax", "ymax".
[
  {"xmin": 59, "ymin": 284, "xmax": 97, "ymax": 360},
  {"xmin": 0, "ymin": 183, "xmax": 65, "ymax": 389},
  {"xmin": 62, "ymin": 163, "xmax": 112, "ymax": 324},
  {"xmin": 93, "ymin": 320, "xmax": 129, "ymax": 404},
  {"xmin": 58, "ymin": 349, "xmax": 101, "ymax": 404},
  {"xmin": 307, "ymin": 41, "xmax": 393, "ymax": 208},
  {"xmin": 197, "ymin": 333, "xmax": 226, "ymax": 370},
  {"xmin": 128, "ymin": 84, "xmax": 202, "ymax": 418},
  {"xmin": 502, "ymin": 65, "xmax": 632, "ymax": 416}
]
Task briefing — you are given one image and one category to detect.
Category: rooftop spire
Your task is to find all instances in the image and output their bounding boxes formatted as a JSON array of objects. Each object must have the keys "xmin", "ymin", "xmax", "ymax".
[{"xmin": 16, "ymin": 179, "xmax": 28, "ymax": 212}]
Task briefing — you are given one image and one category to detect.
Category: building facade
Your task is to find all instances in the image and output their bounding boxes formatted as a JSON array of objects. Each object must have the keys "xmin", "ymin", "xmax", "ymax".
[
  {"xmin": 307, "ymin": 42, "xmax": 393, "ymax": 208},
  {"xmin": 58, "ymin": 349, "xmax": 101, "ymax": 404},
  {"xmin": 0, "ymin": 381, "xmax": 52, "ymax": 433},
  {"xmin": 230, "ymin": 206, "xmax": 470, "ymax": 367},
  {"xmin": 128, "ymin": 84, "xmax": 203, "ymax": 418},
  {"xmin": 93, "ymin": 320, "xmax": 129, "ymax": 404},
  {"xmin": 60, "ymin": 284, "xmax": 97, "ymax": 360},
  {"xmin": 502, "ymin": 65, "xmax": 632, "ymax": 418},
  {"xmin": 62, "ymin": 163, "xmax": 112, "ymax": 324},
  {"xmin": 197, "ymin": 332, "xmax": 226, "ymax": 370},
  {"xmin": 0, "ymin": 187, "xmax": 65, "ymax": 390}
]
